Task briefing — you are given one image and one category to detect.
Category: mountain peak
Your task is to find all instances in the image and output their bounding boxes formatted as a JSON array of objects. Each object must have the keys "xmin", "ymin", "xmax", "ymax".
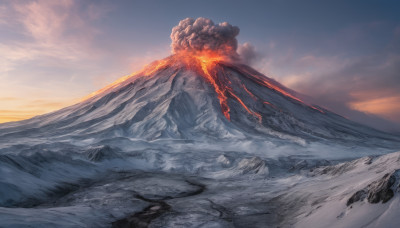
[
  {"xmin": 1, "ymin": 54, "xmax": 397, "ymax": 147},
  {"xmin": 86, "ymin": 53, "xmax": 322, "ymax": 123}
]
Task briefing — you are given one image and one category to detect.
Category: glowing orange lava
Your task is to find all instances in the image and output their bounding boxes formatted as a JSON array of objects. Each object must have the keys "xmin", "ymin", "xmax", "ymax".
[
  {"xmin": 84, "ymin": 50, "xmax": 324, "ymax": 121},
  {"xmin": 243, "ymin": 85, "xmax": 257, "ymax": 100},
  {"xmin": 229, "ymin": 90, "xmax": 262, "ymax": 123},
  {"xmin": 177, "ymin": 51, "xmax": 263, "ymax": 122},
  {"xmin": 310, "ymin": 106, "xmax": 325, "ymax": 113},
  {"xmin": 140, "ymin": 58, "xmax": 172, "ymax": 76},
  {"xmin": 183, "ymin": 52, "xmax": 324, "ymax": 120},
  {"xmin": 233, "ymin": 66, "xmax": 325, "ymax": 113},
  {"xmin": 82, "ymin": 58, "xmax": 172, "ymax": 101},
  {"xmin": 235, "ymin": 66, "xmax": 304, "ymax": 103},
  {"xmin": 193, "ymin": 53, "xmax": 231, "ymax": 120}
]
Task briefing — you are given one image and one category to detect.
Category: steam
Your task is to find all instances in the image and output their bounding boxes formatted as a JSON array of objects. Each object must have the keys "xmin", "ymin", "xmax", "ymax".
[
  {"xmin": 170, "ymin": 17, "xmax": 240, "ymax": 58},
  {"xmin": 238, "ymin": 42, "xmax": 260, "ymax": 65}
]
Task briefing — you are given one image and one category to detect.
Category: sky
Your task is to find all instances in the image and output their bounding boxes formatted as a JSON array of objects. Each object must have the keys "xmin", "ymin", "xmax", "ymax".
[{"xmin": 0, "ymin": 0, "xmax": 400, "ymax": 132}]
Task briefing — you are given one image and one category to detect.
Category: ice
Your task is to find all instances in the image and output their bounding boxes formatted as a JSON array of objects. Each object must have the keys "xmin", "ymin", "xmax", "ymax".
[{"xmin": 0, "ymin": 60, "xmax": 399, "ymax": 227}]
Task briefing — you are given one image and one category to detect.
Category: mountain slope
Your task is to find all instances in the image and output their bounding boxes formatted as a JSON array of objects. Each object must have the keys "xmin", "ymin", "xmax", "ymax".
[
  {"xmin": 0, "ymin": 55, "xmax": 399, "ymax": 228},
  {"xmin": 1, "ymin": 16, "xmax": 400, "ymax": 228},
  {"xmin": 0, "ymin": 56, "xmax": 398, "ymax": 148}
]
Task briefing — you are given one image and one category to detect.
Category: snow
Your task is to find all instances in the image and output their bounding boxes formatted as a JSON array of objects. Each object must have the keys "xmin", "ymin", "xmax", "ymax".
[
  {"xmin": 288, "ymin": 151, "xmax": 400, "ymax": 228},
  {"xmin": 0, "ymin": 60, "xmax": 399, "ymax": 227}
]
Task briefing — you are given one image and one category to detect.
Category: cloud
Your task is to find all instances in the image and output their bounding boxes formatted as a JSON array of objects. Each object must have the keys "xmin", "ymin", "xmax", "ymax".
[
  {"xmin": 258, "ymin": 51, "xmax": 400, "ymax": 131},
  {"xmin": 349, "ymin": 96, "xmax": 400, "ymax": 122},
  {"xmin": 13, "ymin": 0, "xmax": 74, "ymax": 44},
  {"xmin": 237, "ymin": 42, "xmax": 262, "ymax": 65},
  {"xmin": 170, "ymin": 17, "xmax": 240, "ymax": 58},
  {"xmin": 0, "ymin": 98, "xmax": 77, "ymax": 123},
  {"xmin": 250, "ymin": 22, "xmax": 400, "ymax": 132},
  {"xmin": 170, "ymin": 17, "xmax": 264, "ymax": 65},
  {"xmin": 0, "ymin": 111, "xmax": 35, "ymax": 123},
  {"xmin": 0, "ymin": 5, "xmax": 7, "ymax": 24},
  {"xmin": 0, "ymin": 97, "xmax": 20, "ymax": 101},
  {"xmin": 0, "ymin": 0, "xmax": 109, "ymax": 73},
  {"xmin": 0, "ymin": 0, "xmax": 117, "ymax": 123}
]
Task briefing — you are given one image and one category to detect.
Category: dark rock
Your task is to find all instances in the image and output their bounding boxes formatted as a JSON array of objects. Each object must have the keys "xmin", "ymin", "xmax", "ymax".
[
  {"xmin": 112, "ymin": 202, "xmax": 171, "ymax": 228},
  {"xmin": 85, "ymin": 145, "xmax": 119, "ymax": 162},
  {"xmin": 347, "ymin": 189, "xmax": 367, "ymax": 206},
  {"xmin": 347, "ymin": 169, "xmax": 400, "ymax": 206},
  {"xmin": 367, "ymin": 172, "xmax": 396, "ymax": 204},
  {"xmin": 237, "ymin": 157, "xmax": 267, "ymax": 174}
]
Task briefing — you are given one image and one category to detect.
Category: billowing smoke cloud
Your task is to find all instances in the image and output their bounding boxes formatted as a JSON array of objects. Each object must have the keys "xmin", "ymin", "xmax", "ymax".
[
  {"xmin": 238, "ymin": 42, "xmax": 261, "ymax": 65},
  {"xmin": 170, "ymin": 17, "xmax": 240, "ymax": 58}
]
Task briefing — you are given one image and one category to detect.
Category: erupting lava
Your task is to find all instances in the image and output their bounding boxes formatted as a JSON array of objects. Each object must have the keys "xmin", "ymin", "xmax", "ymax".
[
  {"xmin": 83, "ymin": 17, "xmax": 324, "ymax": 124},
  {"xmin": 170, "ymin": 51, "xmax": 263, "ymax": 122},
  {"xmin": 83, "ymin": 17, "xmax": 324, "ymax": 121},
  {"xmin": 195, "ymin": 54, "xmax": 231, "ymax": 120},
  {"xmin": 84, "ymin": 50, "xmax": 324, "ymax": 122},
  {"xmin": 132, "ymin": 57, "xmax": 323, "ymax": 121},
  {"xmin": 193, "ymin": 53, "xmax": 263, "ymax": 122},
  {"xmin": 170, "ymin": 51, "xmax": 322, "ymax": 121}
]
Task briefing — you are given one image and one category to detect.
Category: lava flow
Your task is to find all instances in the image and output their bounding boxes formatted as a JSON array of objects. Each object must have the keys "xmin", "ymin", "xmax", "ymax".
[
  {"xmin": 84, "ymin": 50, "xmax": 323, "ymax": 122},
  {"xmin": 196, "ymin": 55, "xmax": 231, "ymax": 120},
  {"xmin": 176, "ymin": 51, "xmax": 324, "ymax": 119},
  {"xmin": 173, "ymin": 50, "xmax": 263, "ymax": 122}
]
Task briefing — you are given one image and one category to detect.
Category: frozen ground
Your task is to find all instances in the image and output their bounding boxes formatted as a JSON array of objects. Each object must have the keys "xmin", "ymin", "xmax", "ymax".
[
  {"xmin": 1, "ymin": 138, "xmax": 400, "ymax": 227},
  {"xmin": 1, "ymin": 61, "xmax": 400, "ymax": 227}
]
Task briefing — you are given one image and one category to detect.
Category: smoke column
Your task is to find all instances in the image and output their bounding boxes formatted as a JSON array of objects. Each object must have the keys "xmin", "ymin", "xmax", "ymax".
[{"xmin": 170, "ymin": 17, "xmax": 240, "ymax": 59}]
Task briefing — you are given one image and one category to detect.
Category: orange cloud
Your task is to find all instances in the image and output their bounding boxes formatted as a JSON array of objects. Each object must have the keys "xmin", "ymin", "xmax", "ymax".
[
  {"xmin": 0, "ymin": 98, "xmax": 78, "ymax": 124},
  {"xmin": 0, "ymin": 110, "xmax": 38, "ymax": 123},
  {"xmin": 0, "ymin": 97, "xmax": 19, "ymax": 101},
  {"xmin": 0, "ymin": 1, "xmax": 115, "ymax": 124},
  {"xmin": 0, "ymin": 0, "xmax": 105, "ymax": 68},
  {"xmin": 14, "ymin": 0, "xmax": 73, "ymax": 43},
  {"xmin": 349, "ymin": 96, "xmax": 400, "ymax": 123}
]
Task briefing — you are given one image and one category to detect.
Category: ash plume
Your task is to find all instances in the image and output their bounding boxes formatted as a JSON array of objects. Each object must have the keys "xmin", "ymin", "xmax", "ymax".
[
  {"xmin": 170, "ymin": 17, "xmax": 240, "ymax": 58},
  {"xmin": 238, "ymin": 42, "xmax": 260, "ymax": 65}
]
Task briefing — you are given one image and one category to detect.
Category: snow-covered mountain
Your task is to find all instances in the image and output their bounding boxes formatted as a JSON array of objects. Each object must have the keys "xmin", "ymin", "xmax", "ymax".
[
  {"xmin": 0, "ymin": 55, "xmax": 397, "ymax": 147},
  {"xmin": 1, "ymin": 54, "xmax": 399, "ymax": 228}
]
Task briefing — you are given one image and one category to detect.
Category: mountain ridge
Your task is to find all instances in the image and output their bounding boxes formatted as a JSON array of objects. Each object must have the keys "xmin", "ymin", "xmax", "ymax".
[{"xmin": 0, "ymin": 56, "xmax": 398, "ymax": 148}]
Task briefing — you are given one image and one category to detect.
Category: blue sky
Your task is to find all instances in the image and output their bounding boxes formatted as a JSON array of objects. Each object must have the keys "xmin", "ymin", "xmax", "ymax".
[{"xmin": 1, "ymin": 0, "xmax": 399, "ymax": 131}]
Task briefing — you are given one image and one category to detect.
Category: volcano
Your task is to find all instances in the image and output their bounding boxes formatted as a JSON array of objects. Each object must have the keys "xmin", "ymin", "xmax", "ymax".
[
  {"xmin": 0, "ymin": 54, "xmax": 397, "ymax": 147},
  {"xmin": 1, "ymin": 17, "xmax": 400, "ymax": 228}
]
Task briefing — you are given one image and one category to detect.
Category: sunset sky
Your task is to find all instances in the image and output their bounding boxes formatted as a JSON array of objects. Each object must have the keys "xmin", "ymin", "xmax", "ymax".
[{"xmin": 1, "ymin": 0, "xmax": 400, "ymax": 132}]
